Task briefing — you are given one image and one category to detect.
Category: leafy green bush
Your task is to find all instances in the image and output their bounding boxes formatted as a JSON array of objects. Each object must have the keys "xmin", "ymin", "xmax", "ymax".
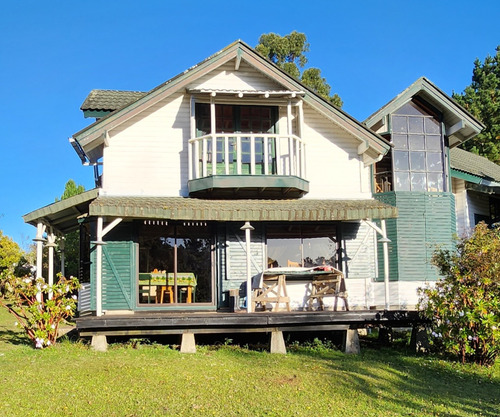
[
  {"xmin": 0, "ymin": 274, "xmax": 80, "ymax": 348},
  {"xmin": 418, "ymin": 223, "xmax": 500, "ymax": 366}
]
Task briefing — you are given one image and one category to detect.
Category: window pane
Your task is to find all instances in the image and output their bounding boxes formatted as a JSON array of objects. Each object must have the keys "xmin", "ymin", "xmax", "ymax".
[
  {"xmin": 427, "ymin": 153, "xmax": 443, "ymax": 172},
  {"xmin": 410, "ymin": 151, "xmax": 426, "ymax": 171},
  {"xmin": 303, "ymin": 237, "xmax": 336, "ymax": 268},
  {"xmin": 409, "ymin": 117, "xmax": 424, "ymax": 133},
  {"xmin": 267, "ymin": 238, "xmax": 302, "ymax": 268},
  {"xmin": 425, "ymin": 117, "xmax": 440, "ymax": 134},
  {"xmin": 426, "ymin": 135, "xmax": 442, "ymax": 150},
  {"xmin": 411, "ymin": 173, "xmax": 427, "ymax": 191},
  {"xmin": 427, "ymin": 173, "xmax": 444, "ymax": 192},
  {"xmin": 393, "ymin": 134, "xmax": 408, "ymax": 149},
  {"xmin": 395, "ymin": 172, "xmax": 411, "ymax": 191},
  {"xmin": 392, "ymin": 116, "xmax": 407, "ymax": 133},
  {"xmin": 409, "ymin": 135, "xmax": 425, "ymax": 150},
  {"xmin": 394, "ymin": 150, "xmax": 409, "ymax": 171}
]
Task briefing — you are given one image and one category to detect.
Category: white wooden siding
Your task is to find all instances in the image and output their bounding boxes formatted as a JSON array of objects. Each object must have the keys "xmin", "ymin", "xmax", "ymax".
[
  {"xmin": 301, "ymin": 105, "xmax": 372, "ymax": 199},
  {"xmin": 102, "ymin": 92, "xmax": 190, "ymax": 196},
  {"xmin": 189, "ymin": 60, "xmax": 284, "ymax": 92}
]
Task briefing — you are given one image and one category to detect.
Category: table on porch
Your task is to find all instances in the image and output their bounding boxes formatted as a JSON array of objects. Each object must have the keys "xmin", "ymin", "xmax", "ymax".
[
  {"xmin": 252, "ymin": 267, "xmax": 349, "ymax": 312},
  {"xmin": 139, "ymin": 272, "xmax": 197, "ymax": 303}
]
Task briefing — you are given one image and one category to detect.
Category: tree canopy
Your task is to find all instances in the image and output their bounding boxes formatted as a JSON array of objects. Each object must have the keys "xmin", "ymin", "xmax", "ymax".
[
  {"xmin": 453, "ymin": 46, "xmax": 500, "ymax": 163},
  {"xmin": 255, "ymin": 32, "xmax": 343, "ymax": 108},
  {"xmin": 56, "ymin": 180, "xmax": 85, "ymax": 278}
]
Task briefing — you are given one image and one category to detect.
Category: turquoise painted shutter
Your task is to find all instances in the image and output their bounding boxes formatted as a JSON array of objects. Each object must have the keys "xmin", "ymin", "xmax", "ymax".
[{"xmin": 90, "ymin": 241, "xmax": 136, "ymax": 311}]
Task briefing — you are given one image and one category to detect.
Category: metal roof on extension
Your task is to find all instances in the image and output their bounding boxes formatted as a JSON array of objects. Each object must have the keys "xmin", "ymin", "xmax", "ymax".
[
  {"xmin": 23, "ymin": 192, "xmax": 398, "ymax": 234},
  {"xmin": 88, "ymin": 196, "xmax": 398, "ymax": 222},
  {"xmin": 450, "ymin": 147, "xmax": 500, "ymax": 185}
]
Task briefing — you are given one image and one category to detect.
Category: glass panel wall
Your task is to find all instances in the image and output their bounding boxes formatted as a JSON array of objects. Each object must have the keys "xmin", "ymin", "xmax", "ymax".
[
  {"xmin": 137, "ymin": 222, "xmax": 212, "ymax": 306},
  {"xmin": 266, "ymin": 224, "xmax": 338, "ymax": 269}
]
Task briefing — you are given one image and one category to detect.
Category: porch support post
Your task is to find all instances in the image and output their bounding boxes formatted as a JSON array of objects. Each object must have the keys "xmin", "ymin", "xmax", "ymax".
[
  {"xmin": 33, "ymin": 222, "xmax": 46, "ymax": 303},
  {"xmin": 59, "ymin": 237, "xmax": 65, "ymax": 278},
  {"xmin": 287, "ymin": 99, "xmax": 294, "ymax": 175},
  {"xmin": 189, "ymin": 95, "xmax": 195, "ymax": 180},
  {"xmin": 344, "ymin": 329, "xmax": 361, "ymax": 354},
  {"xmin": 380, "ymin": 220, "xmax": 390, "ymax": 310},
  {"xmin": 180, "ymin": 332, "xmax": 196, "ymax": 353},
  {"xmin": 363, "ymin": 220, "xmax": 391, "ymax": 309},
  {"xmin": 94, "ymin": 217, "xmax": 123, "ymax": 316},
  {"xmin": 240, "ymin": 221, "xmax": 255, "ymax": 312},
  {"xmin": 46, "ymin": 230, "xmax": 57, "ymax": 300},
  {"xmin": 95, "ymin": 217, "xmax": 104, "ymax": 317},
  {"xmin": 270, "ymin": 330, "xmax": 287, "ymax": 354}
]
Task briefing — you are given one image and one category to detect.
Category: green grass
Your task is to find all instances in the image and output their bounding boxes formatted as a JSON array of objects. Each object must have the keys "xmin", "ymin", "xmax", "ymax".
[{"xmin": 1, "ymin": 307, "xmax": 498, "ymax": 417}]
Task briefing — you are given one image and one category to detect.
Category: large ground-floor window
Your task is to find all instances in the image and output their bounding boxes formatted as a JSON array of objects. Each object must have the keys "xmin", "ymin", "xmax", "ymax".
[
  {"xmin": 137, "ymin": 222, "xmax": 213, "ymax": 305},
  {"xmin": 266, "ymin": 223, "xmax": 340, "ymax": 269}
]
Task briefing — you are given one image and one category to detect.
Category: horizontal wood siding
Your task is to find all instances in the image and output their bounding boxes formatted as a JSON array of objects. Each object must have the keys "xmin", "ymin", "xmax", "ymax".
[
  {"xmin": 226, "ymin": 224, "xmax": 264, "ymax": 285},
  {"xmin": 189, "ymin": 60, "xmax": 283, "ymax": 92},
  {"xmin": 342, "ymin": 222, "xmax": 377, "ymax": 280},
  {"xmin": 301, "ymin": 104, "xmax": 372, "ymax": 199},
  {"xmin": 374, "ymin": 193, "xmax": 399, "ymax": 281},
  {"xmin": 376, "ymin": 192, "xmax": 455, "ymax": 282},
  {"xmin": 103, "ymin": 93, "xmax": 190, "ymax": 197}
]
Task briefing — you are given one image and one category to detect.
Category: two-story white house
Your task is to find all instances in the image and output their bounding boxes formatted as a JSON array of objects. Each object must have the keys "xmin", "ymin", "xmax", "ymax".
[{"xmin": 24, "ymin": 41, "xmax": 482, "ymax": 350}]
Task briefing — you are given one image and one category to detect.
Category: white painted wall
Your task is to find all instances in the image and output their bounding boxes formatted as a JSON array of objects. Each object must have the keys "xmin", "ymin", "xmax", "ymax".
[{"xmin": 101, "ymin": 66, "xmax": 372, "ymax": 199}]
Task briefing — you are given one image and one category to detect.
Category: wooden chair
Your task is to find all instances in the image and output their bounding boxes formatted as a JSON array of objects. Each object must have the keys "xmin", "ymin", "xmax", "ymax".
[{"xmin": 158, "ymin": 286, "xmax": 174, "ymax": 303}]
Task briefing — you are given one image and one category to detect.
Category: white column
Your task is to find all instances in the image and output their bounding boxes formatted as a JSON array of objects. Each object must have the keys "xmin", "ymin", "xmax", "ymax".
[
  {"xmin": 59, "ymin": 237, "xmax": 66, "ymax": 278},
  {"xmin": 33, "ymin": 222, "xmax": 46, "ymax": 303},
  {"xmin": 95, "ymin": 217, "xmax": 104, "ymax": 316},
  {"xmin": 240, "ymin": 222, "xmax": 255, "ymax": 313},
  {"xmin": 381, "ymin": 220, "xmax": 390, "ymax": 310},
  {"xmin": 46, "ymin": 231, "xmax": 56, "ymax": 300}
]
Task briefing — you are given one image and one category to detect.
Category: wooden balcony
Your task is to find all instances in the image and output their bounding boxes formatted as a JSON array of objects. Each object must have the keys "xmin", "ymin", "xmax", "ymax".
[{"xmin": 188, "ymin": 133, "xmax": 309, "ymax": 198}]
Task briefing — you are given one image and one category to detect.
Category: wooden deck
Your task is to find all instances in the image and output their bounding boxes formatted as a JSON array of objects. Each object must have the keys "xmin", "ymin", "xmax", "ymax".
[{"xmin": 76, "ymin": 309, "xmax": 423, "ymax": 337}]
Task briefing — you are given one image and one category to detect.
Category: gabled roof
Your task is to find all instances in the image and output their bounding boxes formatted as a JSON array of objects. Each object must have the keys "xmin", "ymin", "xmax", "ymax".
[
  {"xmin": 450, "ymin": 147, "xmax": 500, "ymax": 186},
  {"xmin": 364, "ymin": 77, "xmax": 484, "ymax": 148},
  {"xmin": 72, "ymin": 40, "xmax": 391, "ymax": 166}
]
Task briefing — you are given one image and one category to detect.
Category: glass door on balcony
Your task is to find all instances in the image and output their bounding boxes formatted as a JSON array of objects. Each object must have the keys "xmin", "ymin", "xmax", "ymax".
[{"xmin": 195, "ymin": 103, "xmax": 278, "ymax": 176}]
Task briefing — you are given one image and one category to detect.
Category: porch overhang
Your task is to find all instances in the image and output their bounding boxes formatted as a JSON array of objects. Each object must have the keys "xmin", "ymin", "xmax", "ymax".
[
  {"xmin": 23, "ymin": 189, "xmax": 99, "ymax": 234},
  {"xmin": 88, "ymin": 196, "xmax": 397, "ymax": 221}
]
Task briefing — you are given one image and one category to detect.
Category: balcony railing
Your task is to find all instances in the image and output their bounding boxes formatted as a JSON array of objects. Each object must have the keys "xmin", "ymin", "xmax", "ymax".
[{"xmin": 188, "ymin": 133, "xmax": 306, "ymax": 180}]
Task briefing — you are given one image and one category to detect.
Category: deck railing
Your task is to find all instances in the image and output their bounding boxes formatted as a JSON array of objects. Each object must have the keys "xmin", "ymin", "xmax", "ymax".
[{"xmin": 188, "ymin": 133, "xmax": 306, "ymax": 180}]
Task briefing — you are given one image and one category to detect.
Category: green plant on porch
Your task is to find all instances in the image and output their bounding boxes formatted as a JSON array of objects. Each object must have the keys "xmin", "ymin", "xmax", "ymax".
[
  {"xmin": 0, "ymin": 273, "xmax": 80, "ymax": 348},
  {"xmin": 418, "ymin": 222, "xmax": 500, "ymax": 366}
]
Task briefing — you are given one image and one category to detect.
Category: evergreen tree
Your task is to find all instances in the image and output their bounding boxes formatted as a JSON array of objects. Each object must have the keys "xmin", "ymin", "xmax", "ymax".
[
  {"xmin": 256, "ymin": 32, "xmax": 343, "ymax": 108},
  {"xmin": 453, "ymin": 46, "xmax": 500, "ymax": 162},
  {"xmin": 56, "ymin": 180, "xmax": 85, "ymax": 278}
]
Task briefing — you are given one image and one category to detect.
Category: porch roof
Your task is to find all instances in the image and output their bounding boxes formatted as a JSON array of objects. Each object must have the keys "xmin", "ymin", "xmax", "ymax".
[
  {"xmin": 23, "ymin": 189, "xmax": 99, "ymax": 234},
  {"xmin": 88, "ymin": 196, "xmax": 398, "ymax": 222}
]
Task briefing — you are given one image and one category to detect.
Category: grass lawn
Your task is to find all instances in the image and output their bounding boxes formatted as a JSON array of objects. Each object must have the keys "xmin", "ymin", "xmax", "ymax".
[{"xmin": 0, "ymin": 307, "xmax": 498, "ymax": 417}]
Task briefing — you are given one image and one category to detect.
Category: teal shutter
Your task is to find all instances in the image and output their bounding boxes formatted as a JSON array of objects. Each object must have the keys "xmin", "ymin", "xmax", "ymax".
[{"xmin": 90, "ymin": 241, "xmax": 136, "ymax": 311}]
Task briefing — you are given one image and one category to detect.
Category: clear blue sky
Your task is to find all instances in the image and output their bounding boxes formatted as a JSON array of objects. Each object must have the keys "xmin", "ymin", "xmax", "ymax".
[{"xmin": 1, "ymin": 0, "xmax": 499, "ymax": 248}]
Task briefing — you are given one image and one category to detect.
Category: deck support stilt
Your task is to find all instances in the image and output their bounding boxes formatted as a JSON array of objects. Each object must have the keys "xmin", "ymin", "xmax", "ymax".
[
  {"xmin": 91, "ymin": 335, "xmax": 108, "ymax": 352},
  {"xmin": 410, "ymin": 325, "xmax": 429, "ymax": 353},
  {"xmin": 180, "ymin": 332, "xmax": 196, "ymax": 353},
  {"xmin": 344, "ymin": 329, "xmax": 360, "ymax": 354},
  {"xmin": 270, "ymin": 330, "xmax": 286, "ymax": 354}
]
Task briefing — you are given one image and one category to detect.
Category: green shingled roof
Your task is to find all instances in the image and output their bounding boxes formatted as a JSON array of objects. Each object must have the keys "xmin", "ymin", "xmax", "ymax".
[
  {"xmin": 450, "ymin": 148, "xmax": 500, "ymax": 183},
  {"xmin": 89, "ymin": 196, "xmax": 398, "ymax": 221},
  {"xmin": 80, "ymin": 90, "xmax": 147, "ymax": 111}
]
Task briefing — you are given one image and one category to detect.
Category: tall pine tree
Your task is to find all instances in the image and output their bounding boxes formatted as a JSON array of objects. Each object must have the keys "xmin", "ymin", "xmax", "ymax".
[
  {"xmin": 255, "ymin": 32, "xmax": 343, "ymax": 108},
  {"xmin": 453, "ymin": 46, "xmax": 500, "ymax": 162}
]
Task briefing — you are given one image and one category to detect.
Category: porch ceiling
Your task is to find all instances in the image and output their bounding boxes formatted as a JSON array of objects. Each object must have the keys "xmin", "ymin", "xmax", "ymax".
[{"xmin": 89, "ymin": 196, "xmax": 398, "ymax": 221}]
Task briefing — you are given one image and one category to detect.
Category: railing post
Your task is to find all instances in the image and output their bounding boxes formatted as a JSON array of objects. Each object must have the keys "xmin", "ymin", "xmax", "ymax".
[
  {"xmin": 225, "ymin": 136, "xmax": 230, "ymax": 175},
  {"xmin": 264, "ymin": 136, "xmax": 269, "ymax": 175},
  {"xmin": 202, "ymin": 137, "xmax": 208, "ymax": 177},
  {"xmin": 276, "ymin": 136, "xmax": 282, "ymax": 175},
  {"xmin": 250, "ymin": 135, "xmax": 255, "ymax": 175},
  {"xmin": 236, "ymin": 136, "xmax": 242, "ymax": 175}
]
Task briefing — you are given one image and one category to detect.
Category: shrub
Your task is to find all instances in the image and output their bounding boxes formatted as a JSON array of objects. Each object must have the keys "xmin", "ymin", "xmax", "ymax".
[
  {"xmin": 0, "ymin": 274, "xmax": 80, "ymax": 348},
  {"xmin": 418, "ymin": 223, "xmax": 500, "ymax": 366}
]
